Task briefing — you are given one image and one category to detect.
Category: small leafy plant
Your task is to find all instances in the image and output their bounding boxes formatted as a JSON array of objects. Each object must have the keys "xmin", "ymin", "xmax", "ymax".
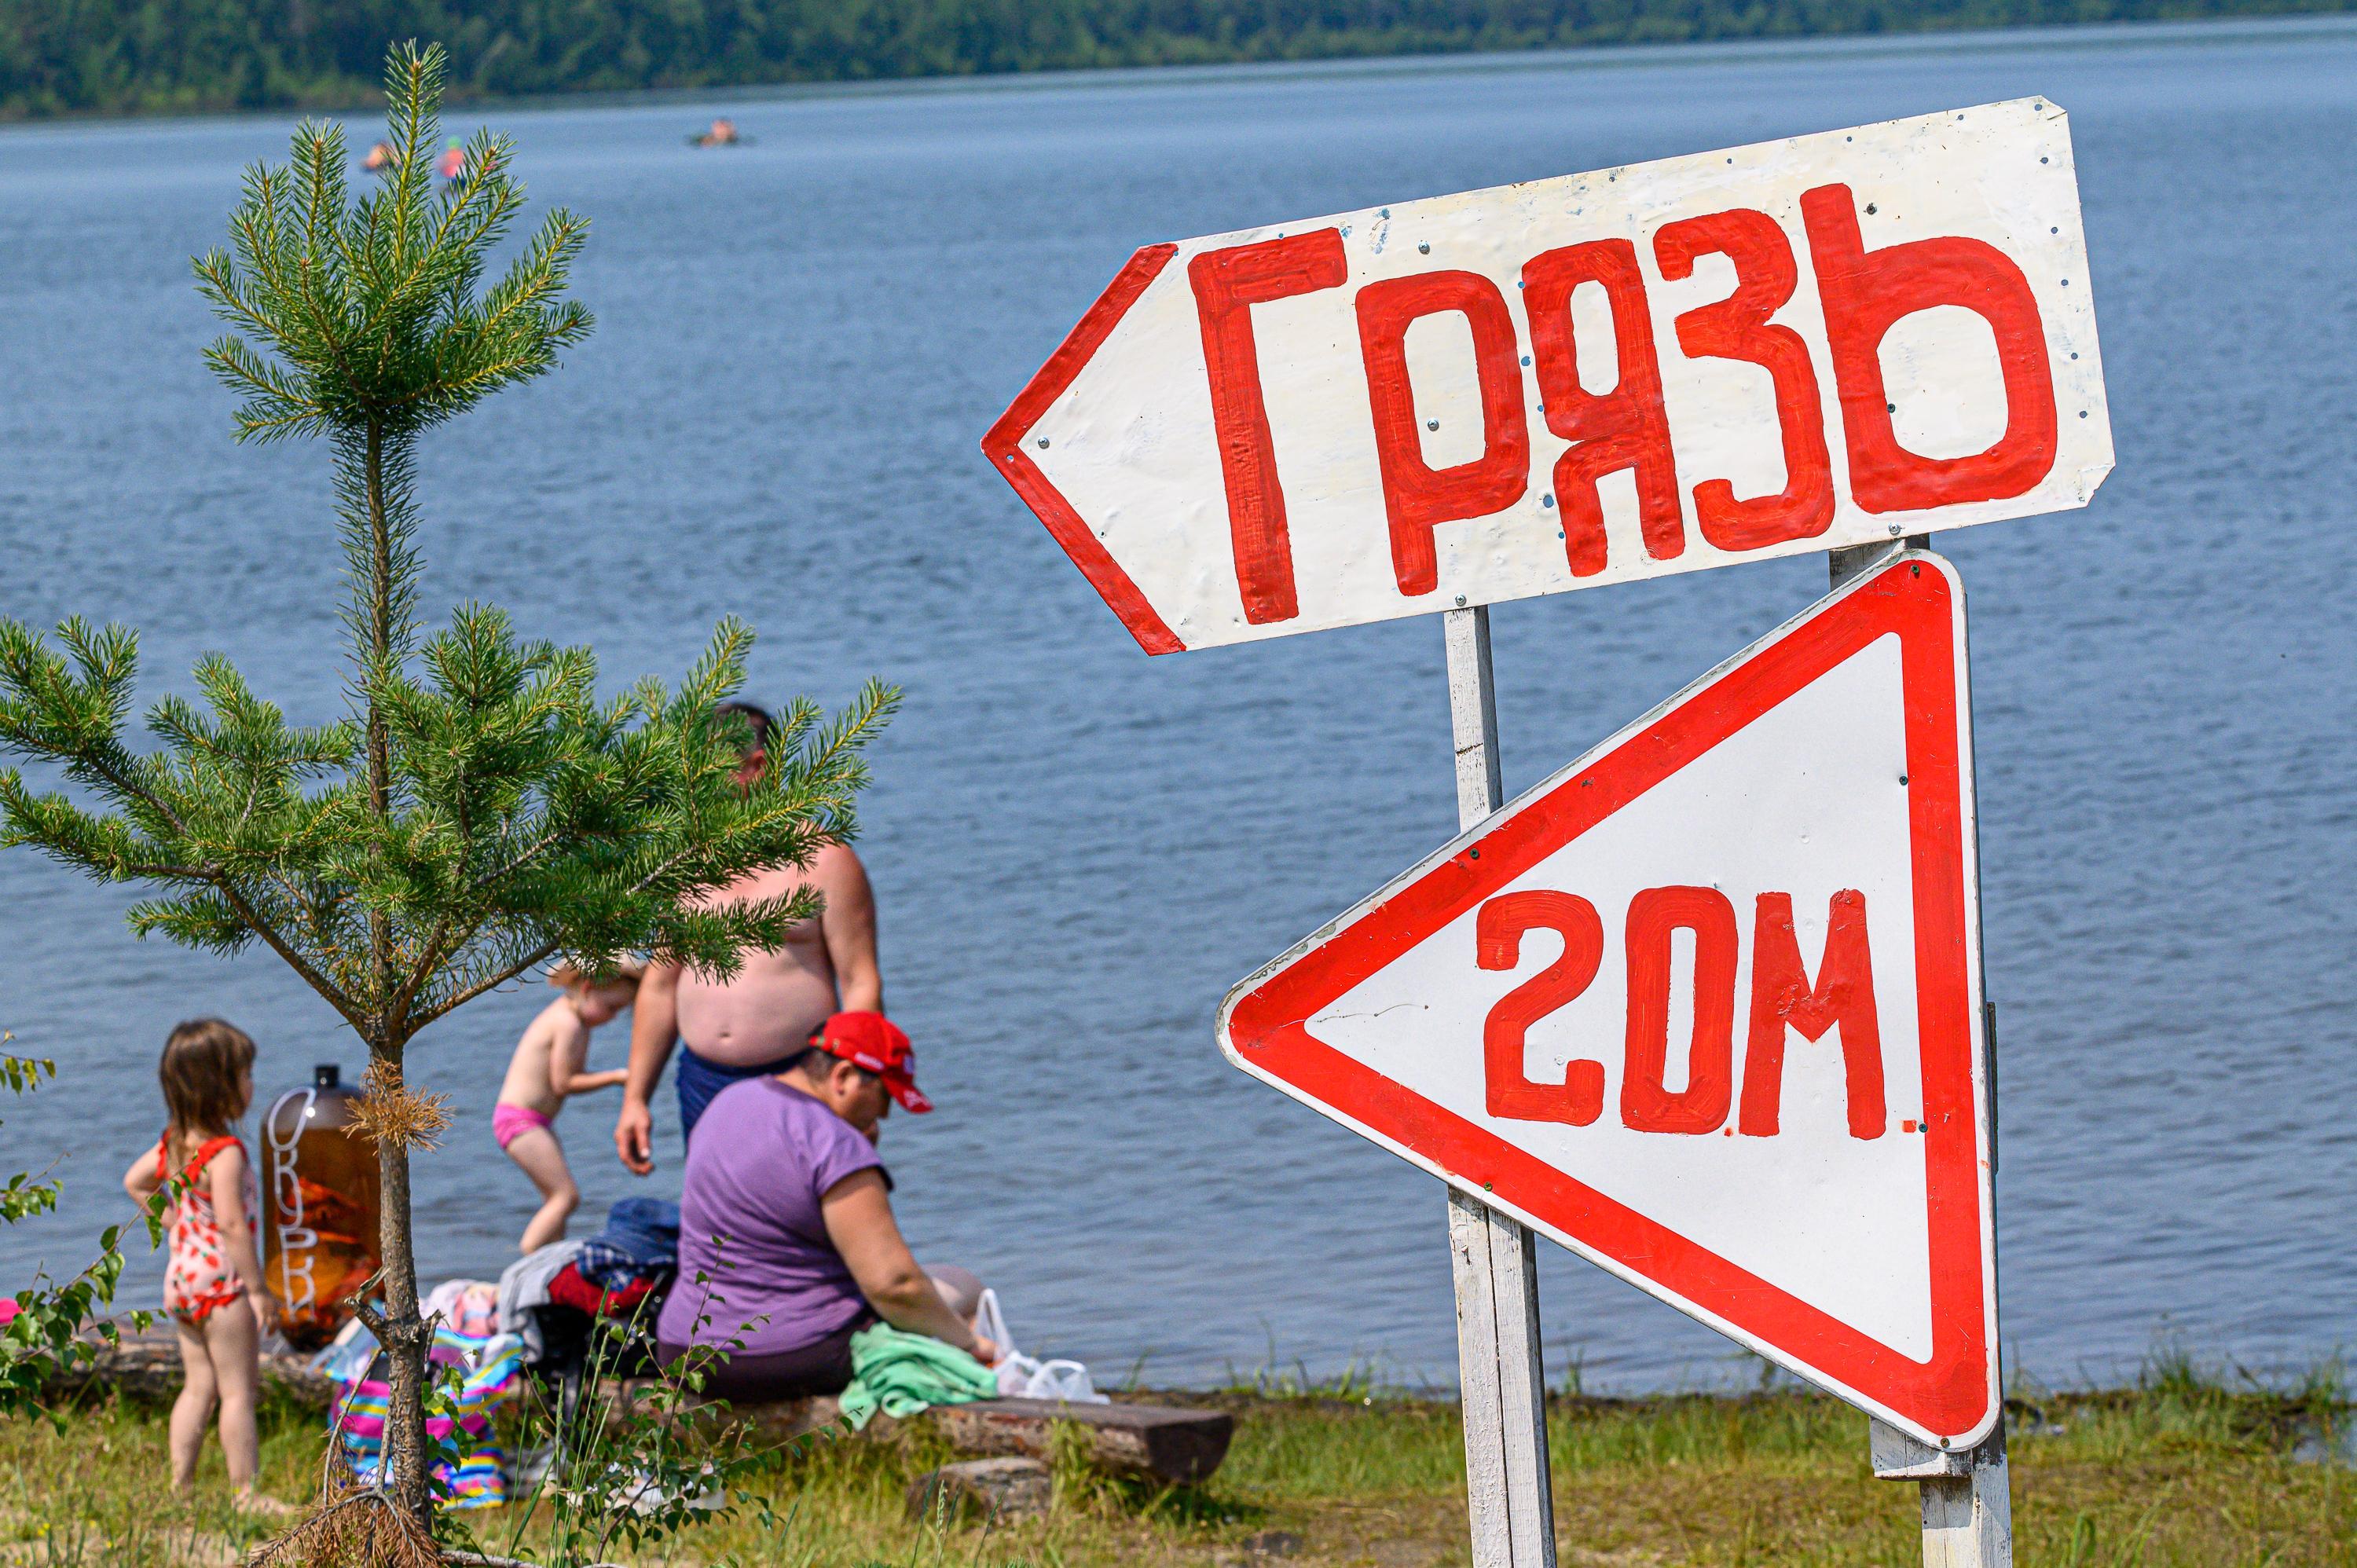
[{"xmin": 0, "ymin": 1046, "xmax": 173, "ymax": 1427}]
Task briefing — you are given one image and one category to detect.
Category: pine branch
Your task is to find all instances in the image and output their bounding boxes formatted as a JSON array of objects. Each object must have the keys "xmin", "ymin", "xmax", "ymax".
[
  {"xmin": 794, "ymin": 677, "xmax": 900, "ymax": 797},
  {"xmin": 410, "ymin": 937, "xmax": 562, "ymax": 1032},
  {"xmin": 280, "ymin": 125, "xmax": 354, "ymax": 362},
  {"xmin": 460, "ymin": 208, "xmax": 592, "ymax": 350},
  {"xmin": 191, "ymin": 249, "xmax": 277, "ymax": 343},
  {"xmin": 197, "ymin": 335, "xmax": 331, "ymax": 441},
  {"xmin": 419, "ymin": 135, "xmax": 522, "ymax": 284},
  {"xmin": 208, "ymin": 877, "xmax": 364, "ymax": 1024},
  {"xmin": 226, "ymin": 166, "xmax": 298, "ymax": 322},
  {"xmin": 332, "ymin": 427, "xmax": 423, "ymax": 671},
  {"xmin": 366, "ymin": 45, "xmax": 447, "ymax": 351}
]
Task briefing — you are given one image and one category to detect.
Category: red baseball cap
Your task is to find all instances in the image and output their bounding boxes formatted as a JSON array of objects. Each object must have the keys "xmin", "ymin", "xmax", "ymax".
[{"xmin": 809, "ymin": 1011, "xmax": 933, "ymax": 1114}]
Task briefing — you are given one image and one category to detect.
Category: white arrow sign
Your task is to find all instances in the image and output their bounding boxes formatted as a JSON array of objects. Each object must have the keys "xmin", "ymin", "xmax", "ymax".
[{"xmin": 986, "ymin": 97, "xmax": 2111, "ymax": 653}]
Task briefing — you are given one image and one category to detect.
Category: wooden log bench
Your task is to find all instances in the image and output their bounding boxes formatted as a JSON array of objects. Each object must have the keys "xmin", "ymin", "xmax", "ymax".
[
  {"xmin": 718, "ymin": 1391, "xmax": 1233, "ymax": 1485},
  {"xmin": 929, "ymin": 1397, "xmax": 1233, "ymax": 1485},
  {"xmin": 48, "ymin": 1321, "xmax": 334, "ymax": 1409},
  {"xmin": 64, "ymin": 1324, "xmax": 1235, "ymax": 1486}
]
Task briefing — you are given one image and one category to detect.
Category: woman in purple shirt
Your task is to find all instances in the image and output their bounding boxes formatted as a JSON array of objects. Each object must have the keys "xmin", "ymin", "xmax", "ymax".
[{"xmin": 654, "ymin": 1012, "xmax": 995, "ymax": 1399}]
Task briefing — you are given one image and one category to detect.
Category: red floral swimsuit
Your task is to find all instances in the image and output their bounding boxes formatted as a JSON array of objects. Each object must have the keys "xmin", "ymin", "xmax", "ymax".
[{"xmin": 157, "ymin": 1133, "xmax": 255, "ymax": 1325}]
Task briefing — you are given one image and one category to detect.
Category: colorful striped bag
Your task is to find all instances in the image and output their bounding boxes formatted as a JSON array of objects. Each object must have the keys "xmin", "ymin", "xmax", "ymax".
[{"xmin": 328, "ymin": 1331, "xmax": 525, "ymax": 1508}]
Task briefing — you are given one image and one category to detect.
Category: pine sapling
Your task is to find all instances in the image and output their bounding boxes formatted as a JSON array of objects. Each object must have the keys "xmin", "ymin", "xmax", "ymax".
[{"xmin": 0, "ymin": 40, "xmax": 895, "ymax": 1545}]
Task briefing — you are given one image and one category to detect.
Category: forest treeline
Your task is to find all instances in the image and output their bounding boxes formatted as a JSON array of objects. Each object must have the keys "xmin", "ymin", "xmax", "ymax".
[{"xmin": 2, "ymin": 0, "xmax": 2350, "ymax": 120}]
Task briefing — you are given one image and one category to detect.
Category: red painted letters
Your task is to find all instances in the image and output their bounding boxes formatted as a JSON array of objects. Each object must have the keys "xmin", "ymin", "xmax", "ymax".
[
  {"xmin": 1356, "ymin": 271, "xmax": 1531, "ymax": 596},
  {"xmin": 1655, "ymin": 209, "xmax": 1836, "ymax": 551},
  {"xmin": 1478, "ymin": 885, "xmax": 1890, "ymax": 1141},
  {"xmin": 1476, "ymin": 892, "xmax": 1606, "ymax": 1126},
  {"xmin": 1521, "ymin": 240, "xmax": 1686, "ymax": 577},
  {"xmin": 1739, "ymin": 891, "xmax": 1888, "ymax": 1140},
  {"xmin": 1620, "ymin": 886, "xmax": 1739, "ymax": 1135},
  {"xmin": 1802, "ymin": 183, "xmax": 2058, "ymax": 512},
  {"xmin": 1183, "ymin": 189, "xmax": 2069, "ymax": 624},
  {"xmin": 1188, "ymin": 229, "xmax": 1348, "ymax": 624}
]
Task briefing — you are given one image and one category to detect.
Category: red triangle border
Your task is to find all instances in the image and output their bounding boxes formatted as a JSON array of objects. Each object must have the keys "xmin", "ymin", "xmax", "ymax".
[{"xmin": 1220, "ymin": 553, "xmax": 1995, "ymax": 1445}]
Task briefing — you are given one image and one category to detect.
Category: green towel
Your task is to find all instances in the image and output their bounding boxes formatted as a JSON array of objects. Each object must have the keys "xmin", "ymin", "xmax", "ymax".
[{"xmin": 837, "ymin": 1323, "xmax": 999, "ymax": 1431}]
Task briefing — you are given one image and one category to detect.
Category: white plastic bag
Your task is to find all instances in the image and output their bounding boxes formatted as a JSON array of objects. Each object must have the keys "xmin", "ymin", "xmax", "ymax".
[
  {"xmin": 973, "ymin": 1288, "xmax": 1109, "ymax": 1404},
  {"xmin": 1016, "ymin": 1357, "xmax": 1106, "ymax": 1404},
  {"xmin": 973, "ymin": 1287, "xmax": 1014, "ymax": 1362},
  {"xmin": 976, "ymin": 1288, "xmax": 1036, "ymax": 1398}
]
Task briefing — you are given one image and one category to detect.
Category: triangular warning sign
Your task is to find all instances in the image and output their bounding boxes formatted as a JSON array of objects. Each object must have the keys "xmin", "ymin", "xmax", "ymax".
[{"xmin": 1219, "ymin": 551, "xmax": 1997, "ymax": 1447}]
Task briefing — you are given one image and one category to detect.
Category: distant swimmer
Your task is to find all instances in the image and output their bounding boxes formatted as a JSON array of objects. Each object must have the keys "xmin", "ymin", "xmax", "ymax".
[
  {"xmin": 362, "ymin": 141, "xmax": 394, "ymax": 174},
  {"xmin": 437, "ymin": 139, "xmax": 466, "ymax": 181},
  {"xmin": 691, "ymin": 117, "xmax": 743, "ymax": 148}
]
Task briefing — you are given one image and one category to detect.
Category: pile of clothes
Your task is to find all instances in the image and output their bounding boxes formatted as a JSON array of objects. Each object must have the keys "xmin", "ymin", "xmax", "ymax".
[
  {"xmin": 496, "ymin": 1200, "xmax": 680, "ymax": 1370},
  {"xmin": 554, "ymin": 1197, "xmax": 678, "ymax": 1319},
  {"xmin": 304, "ymin": 1205, "xmax": 688, "ymax": 1513}
]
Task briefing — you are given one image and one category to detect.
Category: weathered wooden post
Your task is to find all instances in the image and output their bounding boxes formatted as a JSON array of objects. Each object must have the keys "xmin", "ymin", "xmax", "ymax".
[
  {"xmin": 1872, "ymin": 1418, "xmax": 2014, "ymax": 1566},
  {"xmin": 1443, "ymin": 604, "xmax": 1558, "ymax": 1568},
  {"xmin": 1835, "ymin": 538, "xmax": 2011, "ymax": 1568}
]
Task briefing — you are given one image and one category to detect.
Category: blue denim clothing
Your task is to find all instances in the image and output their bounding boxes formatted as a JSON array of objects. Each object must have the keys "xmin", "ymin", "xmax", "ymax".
[{"xmin": 579, "ymin": 1196, "xmax": 680, "ymax": 1291}]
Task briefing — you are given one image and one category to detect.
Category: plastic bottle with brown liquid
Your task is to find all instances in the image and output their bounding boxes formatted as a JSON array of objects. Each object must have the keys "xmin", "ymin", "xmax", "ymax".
[{"xmin": 259, "ymin": 1064, "xmax": 383, "ymax": 1350}]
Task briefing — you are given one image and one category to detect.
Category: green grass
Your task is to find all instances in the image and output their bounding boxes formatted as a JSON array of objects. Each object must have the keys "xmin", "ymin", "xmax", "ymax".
[{"xmin": 4, "ymin": 1363, "xmax": 2353, "ymax": 1566}]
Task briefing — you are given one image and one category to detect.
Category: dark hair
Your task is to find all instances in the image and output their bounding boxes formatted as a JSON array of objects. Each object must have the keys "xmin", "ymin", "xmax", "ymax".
[
  {"xmin": 159, "ymin": 1018, "xmax": 257, "ymax": 1153},
  {"xmin": 782, "ymin": 1044, "xmax": 876, "ymax": 1085},
  {"xmin": 712, "ymin": 700, "xmax": 773, "ymax": 762}
]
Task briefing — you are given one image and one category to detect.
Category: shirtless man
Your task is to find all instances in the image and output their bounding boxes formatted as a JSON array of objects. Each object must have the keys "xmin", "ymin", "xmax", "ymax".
[{"xmin": 613, "ymin": 702, "xmax": 884, "ymax": 1175}]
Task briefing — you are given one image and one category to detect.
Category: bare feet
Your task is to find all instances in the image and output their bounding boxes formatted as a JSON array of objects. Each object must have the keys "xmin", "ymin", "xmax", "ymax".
[{"xmin": 233, "ymin": 1491, "xmax": 299, "ymax": 1517}]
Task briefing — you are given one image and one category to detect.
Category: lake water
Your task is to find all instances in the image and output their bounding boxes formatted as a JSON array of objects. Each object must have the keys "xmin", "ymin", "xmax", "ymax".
[{"xmin": 3, "ymin": 16, "xmax": 2354, "ymax": 1394}]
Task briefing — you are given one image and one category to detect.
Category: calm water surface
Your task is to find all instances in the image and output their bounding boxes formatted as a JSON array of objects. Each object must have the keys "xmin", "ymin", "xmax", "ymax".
[{"xmin": 2, "ymin": 18, "xmax": 2353, "ymax": 1391}]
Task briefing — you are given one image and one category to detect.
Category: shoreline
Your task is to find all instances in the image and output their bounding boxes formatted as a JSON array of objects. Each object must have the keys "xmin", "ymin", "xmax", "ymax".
[
  {"xmin": 2, "ymin": 11, "xmax": 2354, "ymax": 137},
  {"xmin": 50, "ymin": 1313, "xmax": 2353, "ymax": 1410}
]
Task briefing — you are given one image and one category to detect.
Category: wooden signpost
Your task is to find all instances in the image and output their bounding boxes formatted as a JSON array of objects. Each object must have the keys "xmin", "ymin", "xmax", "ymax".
[{"xmin": 986, "ymin": 97, "xmax": 2111, "ymax": 1568}]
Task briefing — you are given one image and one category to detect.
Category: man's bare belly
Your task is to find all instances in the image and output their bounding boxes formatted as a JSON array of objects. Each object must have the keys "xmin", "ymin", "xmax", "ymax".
[{"xmin": 676, "ymin": 933, "xmax": 839, "ymax": 1068}]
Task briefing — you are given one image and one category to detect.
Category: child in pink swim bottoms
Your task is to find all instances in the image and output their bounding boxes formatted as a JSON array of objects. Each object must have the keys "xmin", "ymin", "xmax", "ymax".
[
  {"xmin": 497, "ymin": 962, "xmax": 640, "ymax": 1252},
  {"xmin": 493, "ymin": 1102, "xmax": 552, "ymax": 1148}
]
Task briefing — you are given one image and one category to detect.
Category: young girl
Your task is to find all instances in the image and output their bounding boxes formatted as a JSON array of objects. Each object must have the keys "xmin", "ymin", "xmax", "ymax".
[
  {"xmin": 496, "ymin": 963, "xmax": 640, "ymax": 1252},
  {"xmin": 122, "ymin": 1017, "xmax": 281, "ymax": 1507}
]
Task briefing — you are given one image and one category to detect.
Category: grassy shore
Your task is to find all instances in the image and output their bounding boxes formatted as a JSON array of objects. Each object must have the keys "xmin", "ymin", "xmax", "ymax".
[{"xmin": 3, "ymin": 1364, "xmax": 2352, "ymax": 1566}]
